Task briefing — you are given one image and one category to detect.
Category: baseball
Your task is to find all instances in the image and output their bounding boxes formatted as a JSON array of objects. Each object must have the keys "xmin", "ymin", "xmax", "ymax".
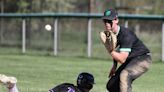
[{"xmin": 45, "ymin": 24, "xmax": 52, "ymax": 31}]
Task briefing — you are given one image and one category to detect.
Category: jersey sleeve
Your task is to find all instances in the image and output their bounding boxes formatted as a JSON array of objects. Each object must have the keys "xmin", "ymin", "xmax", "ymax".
[{"xmin": 119, "ymin": 33, "xmax": 134, "ymax": 52}]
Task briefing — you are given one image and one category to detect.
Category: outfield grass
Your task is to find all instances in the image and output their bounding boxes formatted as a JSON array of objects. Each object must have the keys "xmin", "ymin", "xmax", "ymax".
[{"xmin": 0, "ymin": 54, "xmax": 164, "ymax": 92}]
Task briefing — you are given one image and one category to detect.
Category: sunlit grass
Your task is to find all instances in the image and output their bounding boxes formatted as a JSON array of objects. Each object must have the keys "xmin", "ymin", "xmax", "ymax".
[{"xmin": 0, "ymin": 54, "xmax": 163, "ymax": 92}]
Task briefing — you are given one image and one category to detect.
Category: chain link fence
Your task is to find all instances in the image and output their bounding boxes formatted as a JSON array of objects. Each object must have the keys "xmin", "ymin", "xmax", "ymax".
[{"xmin": 0, "ymin": 13, "xmax": 163, "ymax": 62}]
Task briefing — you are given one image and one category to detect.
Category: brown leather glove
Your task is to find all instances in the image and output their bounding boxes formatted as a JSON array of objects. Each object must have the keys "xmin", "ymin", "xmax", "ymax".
[{"xmin": 99, "ymin": 31, "xmax": 117, "ymax": 53}]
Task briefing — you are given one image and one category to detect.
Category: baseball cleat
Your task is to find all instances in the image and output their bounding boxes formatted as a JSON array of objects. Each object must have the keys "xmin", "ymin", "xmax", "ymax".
[{"xmin": 0, "ymin": 74, "xmax": 17, "ymax": 88}]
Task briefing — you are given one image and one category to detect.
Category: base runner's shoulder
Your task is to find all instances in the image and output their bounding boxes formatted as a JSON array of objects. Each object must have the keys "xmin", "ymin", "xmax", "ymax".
[{"xmin": 49, "ymin": 83, "xmax": 81, "ymax": 92}]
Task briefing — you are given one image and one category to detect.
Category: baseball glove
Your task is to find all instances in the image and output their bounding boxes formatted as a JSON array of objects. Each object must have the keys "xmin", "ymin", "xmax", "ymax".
[{"xmin": 99, "ymin": 31, "xmax": 117, "ymax": 52}]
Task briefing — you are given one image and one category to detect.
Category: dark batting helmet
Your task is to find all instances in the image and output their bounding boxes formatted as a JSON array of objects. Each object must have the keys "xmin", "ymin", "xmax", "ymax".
[{"xmin": 77, "ymin": 72, "xmax": 95, "ymax": 90}]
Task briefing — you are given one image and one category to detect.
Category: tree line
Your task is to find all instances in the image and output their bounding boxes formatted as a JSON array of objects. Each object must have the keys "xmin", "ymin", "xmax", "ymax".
[{"xmin": 0, "ymin": 0, "xmax": 163, "ymax": 14}]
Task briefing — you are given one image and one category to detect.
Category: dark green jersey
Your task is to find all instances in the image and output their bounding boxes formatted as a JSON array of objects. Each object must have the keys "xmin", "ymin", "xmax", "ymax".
[{"xmin": 117, "ymin": 26, "xmax": 150, "ymax": 61}]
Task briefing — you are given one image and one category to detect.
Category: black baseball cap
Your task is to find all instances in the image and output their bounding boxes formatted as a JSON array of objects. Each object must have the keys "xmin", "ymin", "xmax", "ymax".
[{"xmin": 102, "ymin": 9, "xmax": 118, "ymax": 20}]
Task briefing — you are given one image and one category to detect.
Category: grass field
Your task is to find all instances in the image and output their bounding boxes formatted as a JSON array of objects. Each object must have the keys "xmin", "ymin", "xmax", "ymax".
[{"xmin": 0, "ymin": 54, "xmax": 164, "ymax": 92}]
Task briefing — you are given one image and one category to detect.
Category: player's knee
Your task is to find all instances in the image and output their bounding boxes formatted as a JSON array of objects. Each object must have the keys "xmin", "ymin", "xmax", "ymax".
[
  {"xmin": 106, "ymin": 81, "xmax": 115, "ymax": 92},
  {"xmin": 106, "ymin": 76, "xmax": 119, "ymax": 92},
  {"xmin": 106, "ymin": 80, "xmax": 111, "ymax": 91},
  {"xmin": 120, "ymin": 70, "xmax": 134, "ymax": 92}
]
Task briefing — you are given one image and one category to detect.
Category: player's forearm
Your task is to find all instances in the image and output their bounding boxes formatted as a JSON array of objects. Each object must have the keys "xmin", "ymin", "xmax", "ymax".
[{"xmin": 110, "ymin": 51, "xmax": 128, "ymax": 64}]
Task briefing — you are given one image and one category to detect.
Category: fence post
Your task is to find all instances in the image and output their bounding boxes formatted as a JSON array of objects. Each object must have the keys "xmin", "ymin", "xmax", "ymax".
[
  {"xmin": 87, "ymin": 18, "xmax": 92, "ymax": 57},
  {"xmin": 162, "ymin": 23, "xmax": 164, "ymax": 62},
  {"xmin": 0, "ymin": 0, "xmax": 4, "ymax": 43},
  {"xmin": 125, "ymin": 20, "xmax": 128, "ymax": 27},
  {"xmin": 54, "ymin": 18, "xmax": 58, "ymax": 56},
  {"xmin": 0, "ymin": 18, "xmax": 3, "ymax": 43},
  {"xmin": 135, "ymin": 24, "xmax": 140, "ymax": 36},
  {"xmin": 22, "ymin": 19, "xmax": 26, "ymax": 53}
]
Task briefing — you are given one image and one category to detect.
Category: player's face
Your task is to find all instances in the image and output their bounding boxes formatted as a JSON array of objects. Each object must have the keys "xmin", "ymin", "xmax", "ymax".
[
  {"xmin": 103, "ymin": 19, "xmax": 118, "ymax": 33},
  {"xmin": 103, "ymin": 19, "xmax": 113, "ymax": 31}
]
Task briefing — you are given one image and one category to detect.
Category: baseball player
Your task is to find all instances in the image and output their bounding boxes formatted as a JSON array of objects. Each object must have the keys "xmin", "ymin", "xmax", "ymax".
[
  {"xmin": 0, "ymin": 74, "xmax": 19, "ymax": 92},
  {"xmin": 48, "ymin": 72, "xmax": 95, "ymax": 92},
  {"xmin": 100, "ymin": 8, "xmax": 152, "ymax": 92}
]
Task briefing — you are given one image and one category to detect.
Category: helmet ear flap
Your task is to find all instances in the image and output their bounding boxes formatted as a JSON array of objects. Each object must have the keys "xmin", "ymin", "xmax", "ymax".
[{"xmin": 85, "ymin": 83, "xmax": 93, "ymax": 90}]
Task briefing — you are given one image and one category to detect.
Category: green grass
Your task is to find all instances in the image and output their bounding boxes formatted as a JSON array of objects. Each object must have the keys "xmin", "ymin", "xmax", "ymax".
[{"xmin": 0, "ymin": 54, "xmax": 164, "ymax": 92}]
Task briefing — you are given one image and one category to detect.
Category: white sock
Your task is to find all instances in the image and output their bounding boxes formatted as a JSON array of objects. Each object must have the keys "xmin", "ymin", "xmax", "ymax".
[{"xmin": 9, "ymin": 84, "xmax": 19, "ymax": 92}]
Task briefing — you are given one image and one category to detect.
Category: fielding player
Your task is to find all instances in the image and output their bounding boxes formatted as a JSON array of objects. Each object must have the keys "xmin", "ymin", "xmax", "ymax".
[
  {"xmin": 48, "ymin": 72, "xmax": 95, "ymax": 92},
  {"xmin": 100, "ymin": 8, "xmax": 152, "ymax": 92}
]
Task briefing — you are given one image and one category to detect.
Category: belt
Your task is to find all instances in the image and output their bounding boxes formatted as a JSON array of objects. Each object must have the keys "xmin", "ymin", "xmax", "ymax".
[
  {"xmin": 127, "ymin": 53, "xmax": 151, "ymax": 61},
  {"xmin": 137, "ymin": 53, "xmax": 151, "ymax": 59},
  {"xmin": 144, "ymin": 53, "xmax": 151, "ymax": 56}
]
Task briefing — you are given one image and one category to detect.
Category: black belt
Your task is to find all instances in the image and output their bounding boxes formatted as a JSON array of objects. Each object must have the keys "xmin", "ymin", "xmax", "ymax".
[
  {"xmin": 137, "ymin": 53, "xmax": 151, "ymax": 59},
  {"xmin": 142, "ymin": 53, "xmax": 151, "ymax": 57},
  {"xmin": 127, "ymin": 53, "xmax": 151, "ymax": 61},
  {"xmin": 145, "ymin": 53, "xmax": 151, "ymax": 56}
]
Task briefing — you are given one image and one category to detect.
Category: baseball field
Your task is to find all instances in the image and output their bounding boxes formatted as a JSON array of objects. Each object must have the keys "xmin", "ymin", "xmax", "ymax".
[{"xmin": 0, "ymin": 54, "xmax": 164, "ymax": 92}]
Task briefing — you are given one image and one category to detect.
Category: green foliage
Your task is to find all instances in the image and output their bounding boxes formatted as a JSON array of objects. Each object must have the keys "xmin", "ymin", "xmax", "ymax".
[
  {"xmin": 17, "ymin": 0, "xmax": 30, "ymax": 13},
  {"xmin": 1, "ymin": 0, "xmax": 163, "ymax": 14}
]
